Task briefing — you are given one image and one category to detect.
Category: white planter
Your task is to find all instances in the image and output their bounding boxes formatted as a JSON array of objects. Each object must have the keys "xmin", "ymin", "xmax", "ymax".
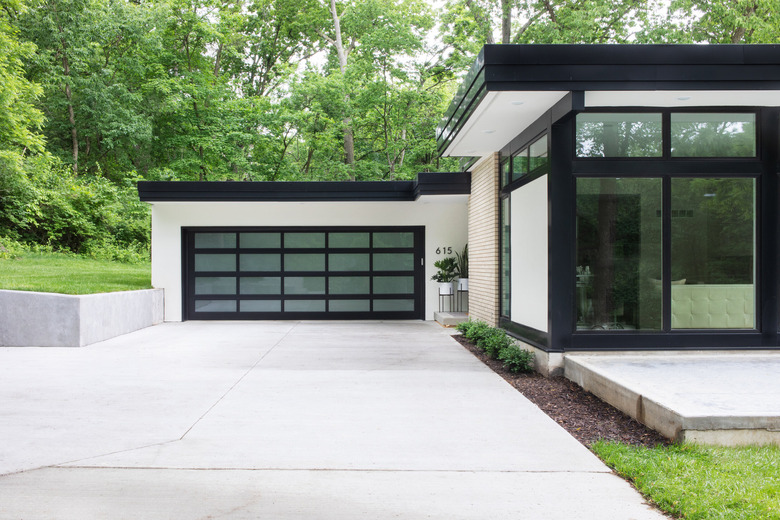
[
  {"xmin": 458, "ymin": 278, "xmax": 469, "ymax": 291},
  {"xmin": 438, "ymin": 282, "xmax": 454, "ymax": 295}
]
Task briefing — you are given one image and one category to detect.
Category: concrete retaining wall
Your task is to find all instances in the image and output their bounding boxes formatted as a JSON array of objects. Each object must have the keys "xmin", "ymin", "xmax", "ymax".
[{"xmin": 0, "ymin": 289, "xmax": 164, "ymax": 347}]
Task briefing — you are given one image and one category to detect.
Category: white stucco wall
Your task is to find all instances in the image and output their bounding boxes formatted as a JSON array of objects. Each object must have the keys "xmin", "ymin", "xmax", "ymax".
[
  {"xmin": 149, "ymin": 196, "xmax": 468, "ymax": 321},
  {"xmin": 510, "ymin": 176, "xmax": 549, "ymax": 332}
]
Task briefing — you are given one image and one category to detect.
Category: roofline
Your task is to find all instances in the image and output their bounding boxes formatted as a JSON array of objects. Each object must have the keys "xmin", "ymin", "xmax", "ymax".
[
  {"xmin": 437, "ymin": 44, "xmax": 780, "ymax": 155},
  {"xmin": 137, "ymin": 172, "xmax": 470, "ymax": 203}
]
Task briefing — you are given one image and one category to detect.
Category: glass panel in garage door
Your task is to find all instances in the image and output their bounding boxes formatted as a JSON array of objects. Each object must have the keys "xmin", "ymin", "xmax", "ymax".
[
  {"xmin": 240, "ymin": 277, "xmax": 281, "ymax": 295},
  {"xmin": 240, "ymin": 300, "xmax": 281, "ymax": 312},
  {"xmin": 330, "ymin": 300, "xmax": 370, "ymax": 312},
  {"xmin": 329, "ymin": 277, "xmax": 370, "ymax": 294},
  {"xmin": 196, "ymin": 300, "xmax": 236, "ymax": 312},
  {"xmin": 285, "ymin": 254, "xmax": 325, "ymax": 271},
  {"xmin": 374, "ymin": 299, "xmax": 414, "ymax": 311},
  {"xmin": 195, "ymin": 277, "xmax": 236, "ymax": 295},
  {"xmin": 239, "ymin": 254, "xmax": 280, "ymax": 271},
  {"xmin": 330, "ymin": 233, "xmax": 370, "ymax": 248},
  {"xmin": 373, "ymin": 232, "xmax": 414, "ymax": 248},
  {"xmin": 285, "ymin": 277, "xmax": 326, "ymax": 295},
  {"xmin": 286, "ymin": 233, "xmax": 325, "ymax": 248},
  {"xmin": 286, "ymin": 300, "xmax": 326, "ymax": 312},
  {"xmin": 374, "ymin": 276, "xmax": 414, "ymax": 294},
  {"xmin": 373, "ymin": 253, "xmax": 414, "ymax": 271},
  {"xmin": 195, "ymin": 233, "xmax": 236, "ymax": 248},
  {"xmin": 240, "ymin": 233, "xmax": 280, "ymax": 248},
  {"xmin": 195, "ymin": 254, "xmax": 235, "ymax": 272},
  {"xmin": 329, "ymin": 253, "xmax": 369, "ymax": 271}
]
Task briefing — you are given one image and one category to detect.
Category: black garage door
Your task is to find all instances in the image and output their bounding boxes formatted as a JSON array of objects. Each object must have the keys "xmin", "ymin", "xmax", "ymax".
[{"xmin": 183, "ymin": 227, "xmax": 425, "ymax": 320}]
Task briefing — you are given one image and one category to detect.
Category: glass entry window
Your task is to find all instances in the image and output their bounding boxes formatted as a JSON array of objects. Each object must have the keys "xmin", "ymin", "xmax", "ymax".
[{"xmin": 185, "ymin": 227, "xmax": 423, "ymax": 319}]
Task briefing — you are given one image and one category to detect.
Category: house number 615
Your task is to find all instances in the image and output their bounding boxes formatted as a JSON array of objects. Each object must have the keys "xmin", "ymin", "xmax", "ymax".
[{"xmin": 436, "ymin": 246, "xmax": 453, "ymax": 255}]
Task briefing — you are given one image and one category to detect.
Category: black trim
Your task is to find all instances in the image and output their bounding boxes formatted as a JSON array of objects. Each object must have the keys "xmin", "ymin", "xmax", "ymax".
[
  {"xmin": 139, "ymin": 173, "xmax": 470, "ymax": 202},
  {"xmin": 438, "ymin": 44, "xmax": 780, "ymax": 154},
  {"xmin": 500, "ymin": 318, "xmax": 551, "ymax": 351}
]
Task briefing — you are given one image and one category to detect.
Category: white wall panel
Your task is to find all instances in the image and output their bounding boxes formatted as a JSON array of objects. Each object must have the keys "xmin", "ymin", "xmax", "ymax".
[
  {"xmin": 150, "ymin": 196, "xmax": 468, "ymax": 321},
  {"xmin": 510, "ymin": 176, "xmax": 549, "ymax": 332}
]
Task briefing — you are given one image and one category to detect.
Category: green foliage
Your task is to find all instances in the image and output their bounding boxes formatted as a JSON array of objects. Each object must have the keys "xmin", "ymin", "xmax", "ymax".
[
  {"xmin": 0, "ymin": 246, "xmax": 150, "ymax": 293},
  {"xmin": 498, "ymin": 344, "xmax": 534, "ymax": 373},
  {"xmin": 592, "ymin": 441, "xmax": 780, "ymax": 519},
  {"xmin": 455, "ymin": 244, "xmax": 468, "ymax": 278},
  {"xmin": 431, "ymin": 256, "xmax": 458, "ymax": 282},
  {"xmin": 459, "ymin": 319, "xmax": 492, "ymax": 343},
  {"xmin": 476, "ymin": 327, "xmax": 511, "ymax": 358}
]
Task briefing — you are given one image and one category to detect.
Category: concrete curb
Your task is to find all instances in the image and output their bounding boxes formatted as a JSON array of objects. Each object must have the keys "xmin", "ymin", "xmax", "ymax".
[{"xmin": 0, "ymin": 289, "xmax": 164, "ymax": 347}]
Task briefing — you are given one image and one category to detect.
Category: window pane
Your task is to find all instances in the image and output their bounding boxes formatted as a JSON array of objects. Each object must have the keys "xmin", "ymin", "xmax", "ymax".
[
  {"xmin": 501, "ymin": 197, "xmax": 511, "ymax": 317},
  {"xmin": 374, "ymin": 276, "xmax": 414, "ymax": 294},
  {"xmin": 240, "ymin": 254, "xmax": 281, "ymax": 272},
  {"xmin": 373, "ymin": 253, "xmax": 414, "ymax": 271},
  {"xmin": 576, "ymin": 113, "xmax": 663, "ymax": 157},
  {"xmin": 240, "ymin": 300, "xmax": 281, "ymax": 312},
  {"xmin": 373, "ymin": 232, "xmax": 414, "ymax": 248},
  {"xmin": 329, "ymin": 253, "xmax": 369, "ymax": 271},
  {"xmin": 195, "ymin": 254, "xmax": 235, "ymax": 272},
  {"xmin": 240, "ymin": 277, "xmax": 281, "ymax": 295},
  {"xmin": 329, "ymin": 276, "xmax": 370, "ymax": 294},
  {"xmin": 501, "ymin": 158, "xmax": 511, "ymax": 187},
  {"xmin": 240, "ymin": 233, "xmax": 280, "ymax": 248},
  {"xmin": 671, "ymin": 178, "xmax": 755, "ymax": 329},
  {"xmin": 285, "ymin": 300, "xmax": 326, "ymax": 312},
  {"xmin": 330, "ymin": 233, "xmax": 369, "ymax": 248},
  {"xmin": 285, "ymin": 254, "xmax": 325, "ymax": 271},
  {"xmin": 576, "ymin": 178, "xmax": 662, "ymax": 330},
  {"xmin": 195, "ymin": 233, "xmax": 236, "ymax": 248},
  {"xmin": 512, "ymin": 148, "xmax": 528, "ymax": 182},
  {"xmin": 373, "ymin": 299, "xmax": 414, "ymax": 311},
  {"xmin": 329, "ymin": 300, "xmax": 370, "ymax": 312},
  {"xmin": 671, "ymin": 113, "xmax": 756, "ymax": 157},
  {"xmin": 285, "ymin": 233, "xmax": 325, "ymax": 248},
  {"xmin": 529, "ymin": 135, "xmax": 549, "ymax": 174},
  {"xmin": 195, "ymin": 277, "xmax": 236, "ymax": 295},
  {"xmin": 284, "ymin": 277, "xmax": 325, "ymax": 295},
  {"xmin": 195, "ymin": 300, "xmax": 236, "ymax": 312}
]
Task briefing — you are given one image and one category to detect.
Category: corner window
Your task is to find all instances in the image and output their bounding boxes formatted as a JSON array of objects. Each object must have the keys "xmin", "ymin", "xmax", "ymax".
[
  {"xmin": 576, "ymin": 113, "xmax": 663, "ymax": 157},
  {"xmin": 671, "ymin": 113, "xmax": 756, "ymax": 157}
]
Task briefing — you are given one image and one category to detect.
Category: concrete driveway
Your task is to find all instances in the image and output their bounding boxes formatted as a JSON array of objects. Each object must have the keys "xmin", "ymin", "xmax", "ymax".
[{"xmin": 0, "ymin": 321, "xmax": 665, "ymax": 519}]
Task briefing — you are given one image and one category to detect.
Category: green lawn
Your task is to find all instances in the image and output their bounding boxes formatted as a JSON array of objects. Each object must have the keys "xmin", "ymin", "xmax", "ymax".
[
  {"xmin": 0, "ymin": 252, "xmax": 151, "ymax": 294},
  {"xmin": 592, "ymin": 441, "xmax": 780, "ymax": 519}
]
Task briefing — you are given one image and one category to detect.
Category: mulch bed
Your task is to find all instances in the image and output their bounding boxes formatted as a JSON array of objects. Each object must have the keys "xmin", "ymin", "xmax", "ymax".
[{"xmin": 453, "ymin": 335, "xmax": 670, "ymax": 449}]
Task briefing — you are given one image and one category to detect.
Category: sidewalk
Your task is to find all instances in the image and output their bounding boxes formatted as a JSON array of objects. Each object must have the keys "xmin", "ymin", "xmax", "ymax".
[{"xmin": 0, "ymin": 321, "xmax": 666, "ymax": 519}]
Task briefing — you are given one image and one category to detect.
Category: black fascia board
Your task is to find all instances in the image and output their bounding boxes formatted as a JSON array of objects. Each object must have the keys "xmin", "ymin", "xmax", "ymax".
[
  {"xmin": 138, "ymin": 173, "xmax": 470, "ymax": 203},
  {"xmin": 437, "ymin": 44, "xmax": 780, "ymax": 155}
]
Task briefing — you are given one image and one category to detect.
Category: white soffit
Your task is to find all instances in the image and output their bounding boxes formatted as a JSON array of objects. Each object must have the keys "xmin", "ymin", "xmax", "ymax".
[
  {"xmin": 444, "ymin": 91, "xmax": 569, "ymax": 158},
  {"xmin": 586, "ymin": 90, "xmax": 780, "ymax": 107}
]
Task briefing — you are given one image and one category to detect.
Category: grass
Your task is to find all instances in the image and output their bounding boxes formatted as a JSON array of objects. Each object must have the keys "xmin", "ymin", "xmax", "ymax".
[
  {"xmin": 592, "ymin": 441, "xmax": 780, "ymax": 519},
  {"xmin": 0, "ymin": 251, "xmax": 151, "ymax": 294}
]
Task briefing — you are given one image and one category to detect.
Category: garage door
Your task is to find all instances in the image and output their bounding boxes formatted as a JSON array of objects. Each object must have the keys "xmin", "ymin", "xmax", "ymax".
[{"xmin": 183, "ymin": 227, "xmax": 425, "ymax": 320}]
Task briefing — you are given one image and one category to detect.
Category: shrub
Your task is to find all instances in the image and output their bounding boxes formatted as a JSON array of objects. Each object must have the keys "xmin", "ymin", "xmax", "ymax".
[
  {"xmin": 463, "ymin": 320, "xmax": 491, "ymax": 344},
  {"xmin": 477, "ymin": 328, "xmax": 512, "ymax": 358},
  {"xmin": 499, "ymin": 344, "xmax": 535, "ymax": 373}
]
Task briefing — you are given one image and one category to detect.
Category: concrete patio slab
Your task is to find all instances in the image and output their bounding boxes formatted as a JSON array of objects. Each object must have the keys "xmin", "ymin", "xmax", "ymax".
[
  {"xmin": 565, "ymin": 351, "xmax": 780, "ymax": 445},
  {"xmin": 0, "ymin": 321, "xmax": 665, "ymax": 519}
]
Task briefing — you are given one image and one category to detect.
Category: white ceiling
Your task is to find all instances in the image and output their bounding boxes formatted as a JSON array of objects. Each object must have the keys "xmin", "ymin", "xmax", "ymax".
[
  {"xmin": 443, "ymin": 89, "xmax": 780, "ymax": 160},
  {"xmin": 442, "ymin": 91, "xmax": 568, "ymax": 158}
]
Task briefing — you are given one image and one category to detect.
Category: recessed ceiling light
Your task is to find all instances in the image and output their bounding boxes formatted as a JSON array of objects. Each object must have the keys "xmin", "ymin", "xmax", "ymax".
[
  {"xmin": 511, "ymin": 101, "xmax": 524, "ymax": 106},
  {"xmin": 483, "ymin": 129, "xmax": 496, "ymax": 134},
  {"xmin": 677, "ymin": 96, "xmax": 692, "ymax": 101}
]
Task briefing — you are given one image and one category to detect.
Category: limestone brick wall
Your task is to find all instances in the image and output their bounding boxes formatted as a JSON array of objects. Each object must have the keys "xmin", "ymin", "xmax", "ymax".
[{"xmin": 467, "ymin": 154, "xmax": 500, "ymax": 326}]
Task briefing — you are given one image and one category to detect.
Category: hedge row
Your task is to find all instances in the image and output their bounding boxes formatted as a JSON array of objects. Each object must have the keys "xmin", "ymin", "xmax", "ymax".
[{"xmin": 455, "ymin": 320, "xmax": 534, "ymax": 373}]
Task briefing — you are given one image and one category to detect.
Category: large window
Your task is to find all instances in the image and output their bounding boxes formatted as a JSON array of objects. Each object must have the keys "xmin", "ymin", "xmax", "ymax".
[
  {"xmin": 671, "ymin": 178, "xmax": 755, "ymax": 328},
  {"xmin": 576, "ymin": 178, "xmax": 663, "ymax": 330},
  {"xmin": 508, "ymin": 135, "xmax": 549, "ymax": 184},
  {"xmin": 575, "ymin": 177, "xmax": 756, "ymax": 331}
]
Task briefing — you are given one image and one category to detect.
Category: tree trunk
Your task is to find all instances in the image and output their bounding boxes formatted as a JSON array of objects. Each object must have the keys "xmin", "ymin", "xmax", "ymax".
[
  {"xmin": 60, "ymin": 42, "xmax": 78, "ymax": 174},
  {"xmin": 501, "ymin": 0, "xmax": 512, "ymax": 44},
  {"xmin": 328, "ymin": 0, "xmax": 355, "ymax": 175}
]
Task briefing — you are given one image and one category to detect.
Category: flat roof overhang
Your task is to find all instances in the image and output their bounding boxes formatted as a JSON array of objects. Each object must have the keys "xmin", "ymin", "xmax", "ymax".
[
  {"xmin": 438, "ymin": 44, "xmax": 780, "ymax": 158},
  {"xmin": 138, "ymin": 172, "xmax": 470, "ymax": 203}
]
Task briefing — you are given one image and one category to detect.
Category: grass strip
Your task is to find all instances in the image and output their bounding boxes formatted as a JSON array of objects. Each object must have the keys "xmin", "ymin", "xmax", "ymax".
[
  {"xmin": 592, "ymin": 441, "xmax": 780, "ymax": 519},
  {"xmin": 0, "ymin": 252, "xmax": 151, "ymax": 295}
]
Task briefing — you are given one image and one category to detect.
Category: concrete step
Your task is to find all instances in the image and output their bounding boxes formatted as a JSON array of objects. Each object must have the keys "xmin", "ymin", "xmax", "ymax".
[
  {"xmin": 564, "ymin": 353, "xmax": 780, "ymax": 446},
  {"xmin": 434, "ymin": 312, "xmax": 469, "ymax": 327}
]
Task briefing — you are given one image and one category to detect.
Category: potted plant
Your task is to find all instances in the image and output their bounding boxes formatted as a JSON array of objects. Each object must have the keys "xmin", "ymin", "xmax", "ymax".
[
  {"xmin": 455, "ymin": 244, "xmax": 468, "ymax": 291},
  {"xmin": 431, "ymin": 257, "xmax": 458, "ymax": 295}
]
